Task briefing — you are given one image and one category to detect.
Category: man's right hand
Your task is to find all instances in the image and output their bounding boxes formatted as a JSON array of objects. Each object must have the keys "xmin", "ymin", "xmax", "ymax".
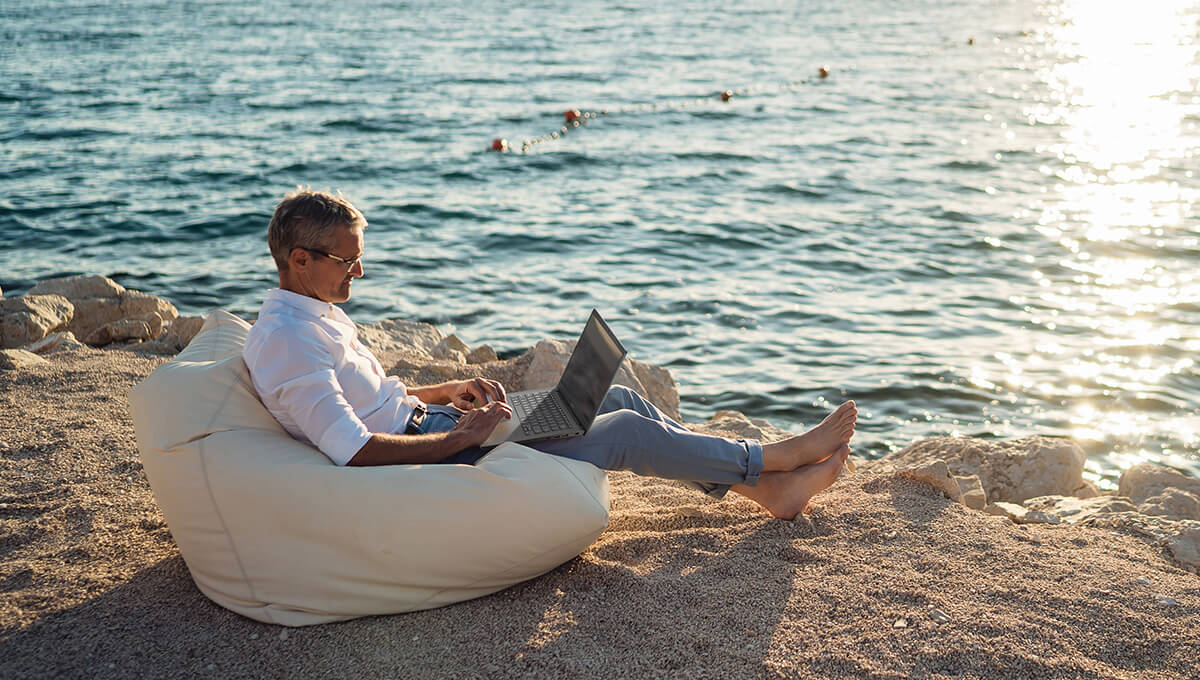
[{"xmin": 450, "ymin": 401, "xmax": 513, "ymax": 448}]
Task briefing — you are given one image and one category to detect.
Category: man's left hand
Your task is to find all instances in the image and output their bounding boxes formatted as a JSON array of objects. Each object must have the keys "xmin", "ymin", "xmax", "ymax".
[{"xmin": 448, "ymin": 378, "xmax": 507, "ymax": 411}]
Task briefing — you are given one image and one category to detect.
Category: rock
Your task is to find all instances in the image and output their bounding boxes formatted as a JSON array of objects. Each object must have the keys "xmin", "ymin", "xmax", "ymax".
[
  {"xmin": 28, "ymin": 275, "xmax": 177, "ymax": 343},
  {"xmin": 929, "ymin": 609, "xmax": 951, "ymax": 624},
  {"xmin": 29, "ymin": 274, "xmax": 125, "ymax": 299},
  {"xmin": 1082, "ymin": 512, "xmax": 1200, "ymax": 574},
  {"xmin": 520, "ymin": 338, "xmax": 682, "ymax": 421},
  {"xmin": 984, "ymin": 501, "xmax": 1061, "ymax": 525},
  {"xmin": 23, "ymin": 331, "xmax": 86, "ymax": 354},
  {"xmin": 1071, "ymin": 481, "xmax": 1101, "ymax": 499},
  {"xmin": 694, "ymin": 410, "xmax": 793, "ymax": 443},
  {"xmin": 1021, "ymin": 495, "xmax": 1138, "ymax": 523},
  {"xmin": 155, "ymin": 316, "xmax": 205, "ymax": 353},
  {"xmin": 0, "ymin": 349, "xmax": 49, "ymax": 370},
  {"xmin": 897, "ymin": 460, "xmax": 964, "ymax": 504},
  {"xmin": 431, "ymin": 334, "xmax": 470, "ymax": 361},
  {"xmin": 893, "ymin": 618, "xmax": 908, "ymax": 629},
  {"xmin": 84, "ymin": 319, "xmax": 152, "ymax": 346},
  {"xmin": 357, "ymin": 318, "xmax": 444, "ymax": 357},
  {"xmin": 885, "ymin": 436, "xmax": 1086, "ymax": 504},
  {"xmin": 0, "ymin": 295, "xmax": 75, "ymax": 349},
  {"xmin": 955, "ymin": 475, "xmax": 987, "ymax": 510},
  {"xmin": 466, "ymin": 344, "xmax": 499, "ymax": 364},
  {"xmin": 1118, "ymin": 463, "xmax": 1200, "ymax": 505},
  {"xmin": 1138, "ymin": 488, "xmax": 1200, "ymax": 522}
]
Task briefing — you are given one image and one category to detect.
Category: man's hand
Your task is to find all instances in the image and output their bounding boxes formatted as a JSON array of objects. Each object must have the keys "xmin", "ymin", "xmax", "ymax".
[
  {"xmin": 447, "ymin": 378, "xmax": 507, "ymax": 411},
  {"xmin": 450, "ymin": 401, "xmax": 513, "ymax": 448}
]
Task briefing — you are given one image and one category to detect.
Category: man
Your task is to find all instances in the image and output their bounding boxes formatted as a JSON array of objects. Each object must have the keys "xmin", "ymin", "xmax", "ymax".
[{"xmin": 244, "ymin": 189, "xmax": 857, "ymax": 519}]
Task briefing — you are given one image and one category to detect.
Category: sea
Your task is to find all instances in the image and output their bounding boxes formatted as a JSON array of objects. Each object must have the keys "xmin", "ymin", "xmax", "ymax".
[{"xmin": 2, "ymin": 0, "xmax": 1198, "ymax": 488}]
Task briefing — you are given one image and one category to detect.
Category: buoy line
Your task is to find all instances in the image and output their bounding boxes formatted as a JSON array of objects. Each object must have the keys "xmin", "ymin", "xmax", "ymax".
[{"xmin": 490, "ymin": 65, "xmax": 838, "ymax": 154}]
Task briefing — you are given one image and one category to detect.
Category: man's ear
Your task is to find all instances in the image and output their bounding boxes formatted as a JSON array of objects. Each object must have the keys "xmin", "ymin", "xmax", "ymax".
[{"xmin": 288, "ymin": 247, "xmax": 310, "ymax": 271}]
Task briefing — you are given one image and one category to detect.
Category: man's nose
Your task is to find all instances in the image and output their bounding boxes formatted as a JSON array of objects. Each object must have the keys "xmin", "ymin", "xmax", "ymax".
[{"xmin": 351, "ymin": 259, "xmax": 364, "ymax": 277}]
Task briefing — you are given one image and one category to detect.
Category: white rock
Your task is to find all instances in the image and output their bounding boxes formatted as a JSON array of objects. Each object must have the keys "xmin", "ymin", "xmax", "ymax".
[
  {"xmin": 696, "ymin": 410, "xmax": 793, "ymax": 443},
  {"xmin": 153, "ymin": 316, "xmax": 205, "ymax": 353},
  {"xmin": 1135, "ymin": 577, "xmax": 1151, "ymax": 586},
  {"xmin": 84, "ymin": 319, "xmax": 152, "ymax": 346},
  {"xmin": 1158, "ymin": 596, "xmax": 1177, "ymax": 606},
  {"xmin": 955, "ymin": 475, "xmax": 987, "ymax": 510},
  {"xmin": 893, "ymin": 618, "xmax": 908, "ymax": 629},
  {"xmin": 1021, "ymin": 495, "xmax": 1139, "ymax": 524},
  {"xmin": 432, "ymin": 334, "xmax": 470, "ymax": 360},
  {"xmin": 521, "ymin": 338, "xmax": 682, "ymax": 420},
  {"xmin": 984, "ymin": 501, "xmax": 1059, "ymax": 524},
  {"xmin": 0, "ymin": 348, "xmax": 49, "ymax": 370},
  {"xmin": 356, "ymin": 318, "xmax": 444, "ymax": 357},
  {"xmin": 29, "ymin": 275, "xmax": 176, "ymax": 342},
  {"xmin": 1081, "ymin": 512, "xmax": 1200, "ymax": 574},
  {"xmin": 929, "ymin": 609, "xmax": 951, "ymax": 624},
  {"xmin": 29, "ymin": 274, "xmax": 125, "ymax": 299},
  {"xmin": 897, "ymin": 460, "xmax": 964, "ymax": 504},
  {"xmin": 1119, "ymin": 463, "xmax": 1200, "ymax": 505},
  {"xmin": 886, "ymin": 436, "xmax": 1087, "ymax": 504},
  {"xmin": 466, "ymin": 344, "xmax": 499, "ymax": 364},
  {"xmin": 1138, "ymin": 488, "xmax": 1200, "ymax": 522},
  {"xmin": 0, "ymin": 295, "xmax": 74, "ymax": 349},
  {"xmin": 23, "ymin": 331, "xmax": 86, "ymax": 354}
]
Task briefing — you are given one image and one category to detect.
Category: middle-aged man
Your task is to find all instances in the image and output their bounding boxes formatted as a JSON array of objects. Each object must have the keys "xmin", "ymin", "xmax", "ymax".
[{"xmin": 243, "ymin": 189, "xmax": 857, "ymax": 519}]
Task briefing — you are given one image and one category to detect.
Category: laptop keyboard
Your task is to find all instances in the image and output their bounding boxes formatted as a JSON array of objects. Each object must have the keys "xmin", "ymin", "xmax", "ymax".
[{"xmin": 512, "ymin": 390, "xmax": 574, "ymax": 436}]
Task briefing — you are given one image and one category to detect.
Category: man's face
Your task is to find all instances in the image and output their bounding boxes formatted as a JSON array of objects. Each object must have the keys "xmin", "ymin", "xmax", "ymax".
[{"xmin": 305, "ymin": 225, "xmax": 365, "ymax": 303}]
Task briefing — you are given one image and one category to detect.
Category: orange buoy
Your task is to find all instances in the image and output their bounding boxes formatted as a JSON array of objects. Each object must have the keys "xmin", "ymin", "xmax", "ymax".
[
  {"xmin": 818, "ymin": 66, "xmax": 829, "ymax": 78},
  {"xmin": 564, "ymin": 109, "xmax": 581, "ymax": 122},
  {"xmin": 490, "ymin": 138, "xmax": 509, "ymax": 152},
  {"xmin": 720, "ymin": 90, "xmax": 733, "ymax": 101}
]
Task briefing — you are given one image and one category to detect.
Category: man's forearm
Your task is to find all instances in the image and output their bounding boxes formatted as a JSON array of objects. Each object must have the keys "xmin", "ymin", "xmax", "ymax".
[
  {"xmin": 409, "ymin": 383, "xmax": 452, "ymax": 405},
  {"xmin": 346, "ymin": 430, "xmax": 470, "ymax": 466}
]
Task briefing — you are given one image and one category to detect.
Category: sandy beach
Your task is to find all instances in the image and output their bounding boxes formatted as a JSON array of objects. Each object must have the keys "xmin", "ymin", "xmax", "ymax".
[{"xmin": 2, "ymin": 340, "xmax": 1198, "ymax": 680}]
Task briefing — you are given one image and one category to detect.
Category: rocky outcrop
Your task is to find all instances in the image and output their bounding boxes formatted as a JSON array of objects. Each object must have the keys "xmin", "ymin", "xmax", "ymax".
[
  {"xmin": 884, "ymin": 436, "xmax": 1087, "ymax": 503},
  {"xmin": 23, "ymin": 331, "xmax": 87, "ymax": 355},
  {"xmin": 357, "ymin": 318, "xmax": 444, "ymax": 360},
  {"xmin": 0, "ymin": 348, "xmax": 49, "ymax": 370},
  {"xmin": 691, "ymin": 410, "xmax": 792, "ymax": 443},
  {"xmin": 0, "ymin": 295, "xmax": 74, "ymax": 349},
  {"xmin": 521, "ymin": 338, "xmax": 681, "ymax": 421},
  {"xmin": 151, "ymin": 316, "xmax": 206, "ymax": 353},
  {"xmin": 28, "ymin": 275, "xmax": 177, "ymax": 346},
  {"xmin": 1119, "ymin": 463, "xmax": 1200, "ymax": 505}
]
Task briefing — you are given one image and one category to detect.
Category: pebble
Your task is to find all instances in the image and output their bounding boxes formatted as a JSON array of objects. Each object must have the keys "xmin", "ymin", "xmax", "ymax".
[
  {"xmin": 206, "ymin": 664, "xmax": 215, "ymax": 671},
  {"xmin": 279, "ymin": 630, "xmax": 289, "ymax": 641},
  {"xmin": 893, "ymin": 618, "xmax": 908, "ymax": 629},
  {"xmin": 1158, "ymin": 596, "xmax": 1177, "ymax": 607},
  {"xmin": 884, "ymin": 530, "xmax": 898, "ymax": 539},
  {"xmin": 107, "ymin": 663, "xmax": 115, "ymax": 670},
  {"xmin": 1136, "ymin": 577, "xmax": 1152, "ymax": 586},
  {"xmin": 929, "ymin": 609, "xmax": 952, "ymax": 624},
  {"xmin": 249, "ymin": 633, "xmax": 259, "ymax": 640}
]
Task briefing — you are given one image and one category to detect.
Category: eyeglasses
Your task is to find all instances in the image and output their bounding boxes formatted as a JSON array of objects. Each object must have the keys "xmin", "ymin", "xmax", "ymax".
[{"xmin": 305, "ymin": 247, "xmax": 362, "ymax": 270}]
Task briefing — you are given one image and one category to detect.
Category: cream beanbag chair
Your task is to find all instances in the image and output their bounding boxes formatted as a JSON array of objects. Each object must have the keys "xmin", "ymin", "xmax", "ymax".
[{"xmin": 129, "ymin": 310, "xmax": 610, "ymax": 626}]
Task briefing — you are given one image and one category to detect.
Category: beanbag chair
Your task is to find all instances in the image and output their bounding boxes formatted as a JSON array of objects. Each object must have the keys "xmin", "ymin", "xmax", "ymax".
[{"xmin": 129, "ymin": 310, "xmax": 610, "ymax": 626}]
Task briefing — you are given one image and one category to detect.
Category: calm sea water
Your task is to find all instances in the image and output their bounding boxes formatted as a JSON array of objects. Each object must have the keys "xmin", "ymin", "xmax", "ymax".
[{"xmin": 3, "ymin": 0, "xmax": 1198, "ymax": 487}]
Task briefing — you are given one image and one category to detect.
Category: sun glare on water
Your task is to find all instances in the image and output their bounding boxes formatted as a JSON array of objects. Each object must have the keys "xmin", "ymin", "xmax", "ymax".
[{"xmin": 1016, "ymin": 0, "xmax": 1200, "ymax": 480}]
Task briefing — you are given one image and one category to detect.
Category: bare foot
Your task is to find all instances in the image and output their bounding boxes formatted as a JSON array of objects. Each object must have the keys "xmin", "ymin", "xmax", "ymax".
[
  {"xmin": 733, "ymin": 444, "xmax": 850, "ymax": 519},
  {"xmin": 761, "ymin": 401, "xmax": 857, "ymax": 471}
]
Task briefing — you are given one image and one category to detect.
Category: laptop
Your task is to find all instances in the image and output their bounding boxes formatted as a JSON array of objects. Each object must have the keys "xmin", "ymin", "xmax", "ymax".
[{"xmin": 482, "ymin": 309, "xmax": 627, "ymax": 448}]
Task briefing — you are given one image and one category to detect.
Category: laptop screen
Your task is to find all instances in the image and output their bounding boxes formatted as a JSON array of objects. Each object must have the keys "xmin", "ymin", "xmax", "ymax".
[{"xmin": 557, "ymin": 310, "xmax": 628, "ymax": 429}]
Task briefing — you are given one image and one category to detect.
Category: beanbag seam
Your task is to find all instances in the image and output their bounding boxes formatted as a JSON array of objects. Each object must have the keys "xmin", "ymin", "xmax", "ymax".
[{"xmin": 190, "ymin": 322, "xmax": 273, "ymax": 623}]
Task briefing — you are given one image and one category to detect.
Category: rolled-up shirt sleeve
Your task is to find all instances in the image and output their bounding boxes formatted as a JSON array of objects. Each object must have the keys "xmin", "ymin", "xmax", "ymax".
[{"xmin": 247, "ymin": 327, "xmax": 373, "ymax": 466}]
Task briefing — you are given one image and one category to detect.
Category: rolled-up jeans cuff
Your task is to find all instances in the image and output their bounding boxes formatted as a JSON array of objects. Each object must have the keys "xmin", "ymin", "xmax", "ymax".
[{"xmin": 741, "ymin": 438, "xmax": 763, "ymax": 487}]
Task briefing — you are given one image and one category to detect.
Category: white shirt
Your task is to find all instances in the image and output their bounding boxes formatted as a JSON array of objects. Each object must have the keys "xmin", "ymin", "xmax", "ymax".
[{"xmin": 243, "ymin": 288, "xmax": 424, "ymax": 466}]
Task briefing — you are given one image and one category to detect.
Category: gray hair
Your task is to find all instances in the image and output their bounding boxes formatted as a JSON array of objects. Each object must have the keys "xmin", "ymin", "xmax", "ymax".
[{"xmin": 267, "ymin": 187, "xmax": 367, "ymax": 271}]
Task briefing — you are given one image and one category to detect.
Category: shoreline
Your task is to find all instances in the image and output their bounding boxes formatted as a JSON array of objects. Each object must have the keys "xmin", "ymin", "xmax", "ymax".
[{"xmin": 2, "ymin": 280, "xmax": 1199, "ymax": 678}]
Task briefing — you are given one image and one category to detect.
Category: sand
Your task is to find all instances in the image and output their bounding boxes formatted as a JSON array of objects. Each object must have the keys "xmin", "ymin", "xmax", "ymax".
[{"xmin": 2, "ymin": 346, "xmax": 1198, "ymax": 679}]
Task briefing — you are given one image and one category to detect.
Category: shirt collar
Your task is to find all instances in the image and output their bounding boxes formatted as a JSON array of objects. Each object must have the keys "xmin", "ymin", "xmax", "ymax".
[{"xmin": 264, "ymin": 288, "xmax": 354, "ymax": 326}]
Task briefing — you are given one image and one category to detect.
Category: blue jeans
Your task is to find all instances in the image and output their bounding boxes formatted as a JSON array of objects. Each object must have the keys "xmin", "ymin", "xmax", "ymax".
[{"xmin": 417, "ymin": 385, "xmax": 763, "ymax": 499}]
